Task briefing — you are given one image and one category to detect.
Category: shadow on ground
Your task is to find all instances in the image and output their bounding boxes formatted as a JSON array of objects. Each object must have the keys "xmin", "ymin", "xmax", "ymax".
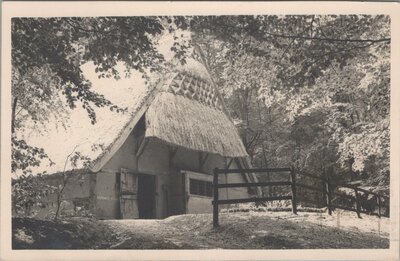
[{"xmin": 13, "ymin": 212, "xmax": 389, "ymax": 249}]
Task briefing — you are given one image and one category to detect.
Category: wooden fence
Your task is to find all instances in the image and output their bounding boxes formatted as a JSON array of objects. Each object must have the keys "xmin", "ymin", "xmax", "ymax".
[{"xmin": 212, "ymin": 167, "xmax": 389, "ymax": 228}]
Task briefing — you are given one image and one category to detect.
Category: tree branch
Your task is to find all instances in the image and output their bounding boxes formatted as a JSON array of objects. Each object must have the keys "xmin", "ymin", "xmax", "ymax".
[
  {"xmin": 201, "ymin": 19, "xmax": 390, "ymax": 45},
  {"xmin": 262, "ymin": 31, "xmax": 390, "ymax": 44}
]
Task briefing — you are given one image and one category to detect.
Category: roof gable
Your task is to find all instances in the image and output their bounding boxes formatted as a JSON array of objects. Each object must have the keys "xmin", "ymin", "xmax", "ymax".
[
  {"xmin": 90, "ymin": 74, "xmax": 173, "ymax": 172},
  {"xmin": 90, "ymin": 46, "xmax": 248, "ymax": 171}
]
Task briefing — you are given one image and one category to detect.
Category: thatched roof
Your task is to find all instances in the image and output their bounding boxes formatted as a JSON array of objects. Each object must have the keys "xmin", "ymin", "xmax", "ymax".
[
  {"xmin": 146, "ymin": 92, "xmax": 247, "ymax": 158},
  {"xmin": 91, "ymin": 54, "xmax": 248, "ymax": 171},
  {"xmin": 144, "ymin": 45, "xmax": 248, "ymax": 157},
  {"xmin": 146, "ymin": 47, "xmax": 248, "ymax": 158}
]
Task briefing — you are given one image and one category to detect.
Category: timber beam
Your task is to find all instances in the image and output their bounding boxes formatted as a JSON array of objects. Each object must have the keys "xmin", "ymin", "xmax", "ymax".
[
  {"xmin": 169, "ymin": 146, "xmax": 179, "ymax": 166},
  {"xmin": 199, "ymin": 152, "xmax": 209, "ymax": 171},
  {"xmin": 136, "ymin": 137, "xmax": 149, "ymax": 160},
  {"xmin": 226, "ymin": 157, "xmax": 234, "ymax": 169}
]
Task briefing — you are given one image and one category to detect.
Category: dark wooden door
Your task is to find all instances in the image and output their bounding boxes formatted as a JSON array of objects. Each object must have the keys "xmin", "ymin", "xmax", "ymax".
[
  {"xmin": 137, "ymin": 174, "xmax": 156, "ymax": 219},
  {"xmin": 119, "ymin": 168, "xmax": 139, "ymax": 219}
]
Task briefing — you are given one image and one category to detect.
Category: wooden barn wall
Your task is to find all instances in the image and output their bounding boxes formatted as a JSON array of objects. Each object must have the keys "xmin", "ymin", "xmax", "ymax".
[
  {"xmin": 184, "ymin": 171, "xmax": 214, "ymax": 214},
  {"xmin": 97, "ymin": 131, "xmax": 138, "ymax": 219},
  {"xmin": 172, "ymin": 146, "xmax": 249, "ymax": 214},
  {"xmin": 156, "ymin": 174, "xmax": 170, "ymax": 218},
  {"xmin": 99, "ymin": 133, "xmax": 172, "ymax": 219},
  {"xmin": 102, "ymin": 131, "xmax": 138, "ymax": 172},
  {"xmin": 95, "ymin": 130, "xmax": 251, "ymax": 219},
  {"xmin": 28, "ymin": 172, "xmax": 95, "ymax": 219},
  {"xmin": 137, "ymin": 138, "xmax": 170, "ymax": 175},
  {"xmin": 24, "ymin": 130, "xmax": 251, "ymax": 220},
  {"xmin": 93, "ymin": 170, "xmax": 119, "ymax": 219}
]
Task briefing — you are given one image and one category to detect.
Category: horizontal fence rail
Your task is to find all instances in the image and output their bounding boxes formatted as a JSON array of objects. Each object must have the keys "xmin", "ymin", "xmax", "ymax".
[
  {"xmin": 212, "ymin": 167, "xmax": 297, "ymax": 228},
  {"xmin": 217, "ymin": 181, "xmax": 292, "ymax": 188},
  {"xmin": 212, "ymin": 167, "xmax": 389, "ymax": 228},
  {"xmin": 215, "ymin": 196, "xmax": 292, "ymax": 205},
  {"xmin": 215, "ymin": 167, "xmax": 291, "ymax": 174}
]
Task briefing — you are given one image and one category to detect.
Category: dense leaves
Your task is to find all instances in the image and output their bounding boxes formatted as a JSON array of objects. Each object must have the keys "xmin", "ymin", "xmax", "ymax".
[
  {"xmin": 12, "ymin": 17, "xmax": 170, "ymax": 127},
  {"xmin": 11, "ymin": 17, "xmax": 188, "ymax": 174},
  {"xmin": 11, "ymin": 137, "xmax": 54, "ymax": 175},
  {"xmin": 192, "ymin": 15, "xmax": 389, "ymax": 88},
  {"xmin": 12, "ymin": 173, "xmax": 56, "ymax": 217},
  {"xmin": 11, "ymin": 15, "xmax": 390, "ymax": 195},
  {"xmin": 196, "ymin": 15, "xmax": 390, "ymax": 193}
]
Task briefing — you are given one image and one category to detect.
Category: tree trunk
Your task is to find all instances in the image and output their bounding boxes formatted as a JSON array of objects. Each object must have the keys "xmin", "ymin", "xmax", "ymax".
[
  {"xmin": 262, "ymin": 142, "xmax": 272, "ymax": 197},
  {"xmin": 12, "ymin": 97, "xmax": 18, "ymax": 134}
]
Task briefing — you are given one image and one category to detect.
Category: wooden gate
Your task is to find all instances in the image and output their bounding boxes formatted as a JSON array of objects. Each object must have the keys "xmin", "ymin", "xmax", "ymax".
[{"xmin": 119, "ymin": 168, "xmax": 139, "ymax": 219}]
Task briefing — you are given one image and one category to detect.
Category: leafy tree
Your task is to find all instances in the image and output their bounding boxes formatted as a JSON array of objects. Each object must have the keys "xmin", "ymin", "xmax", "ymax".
[
  {"xmin": 12, "ymin": 15, "xmax": 390, "ymax": 196},
  {"xmin": 194, "ymin": 15, "xmax": 390, "ymax": 193},
  {"xmin": 11, "ymin": 17, "xmax": 188, "ymax": 174},
  {"xmin": 12, "ymin": 173, "xmax": 56, "ymax": 217},
  {"xmin": 54, "ymin": 144, "xmax": 97, "ymax": 221}
]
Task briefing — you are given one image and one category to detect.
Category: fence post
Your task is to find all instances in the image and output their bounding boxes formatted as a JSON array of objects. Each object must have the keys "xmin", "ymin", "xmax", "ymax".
[
  {"xmin": 322, "ymin": 182, "xmax": 329, "ymax": 210},
  {"xmin": 377, "ymin": 195, "xmax": 382, "ymax": 218},
  {"xmin": 322, "ymin": 170, "xmax": 327, "ymax": 210},
  {"xmin": 213, "ymin": 168, "xmax": 219, "ymax": 228},
  {"xmin": 326, "ymin": 174, "xmax": 332, "ymax": 215},
  {"xmin": 354, "ymin": 188, "xmax": 361, "ymax": 218},
  {"xmin": 290, "ymin": 168, "xmax": 297, "ymax": 214}
]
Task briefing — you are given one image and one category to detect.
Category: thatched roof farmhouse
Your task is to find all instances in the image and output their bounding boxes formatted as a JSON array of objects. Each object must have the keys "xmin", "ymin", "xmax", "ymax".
[{"xmin": 31, "ymin": 46, "xmax": 260, "ymax": 220}]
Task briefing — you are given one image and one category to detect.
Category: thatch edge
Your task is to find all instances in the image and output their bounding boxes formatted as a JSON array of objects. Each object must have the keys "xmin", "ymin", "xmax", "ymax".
[
  {"xmin": 145, "ymin": 92, "xmax": 248, "ymax": 157},
  {"xmin": 193, "ymin": 45, "xmax": 232, "ymax": 120},
  {"xmin": 193, "ymin": 45, "xmax": 261, "ymax": 195}
]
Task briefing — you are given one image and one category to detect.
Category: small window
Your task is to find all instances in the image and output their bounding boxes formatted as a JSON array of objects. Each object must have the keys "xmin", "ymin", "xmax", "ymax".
[
  {"xmin": 206, "ymin": 182, "xmax": 213, "ymax": 196},
  {"xmin": 189, "ymin": 178, "xmax": 213, "ymax": 197}
]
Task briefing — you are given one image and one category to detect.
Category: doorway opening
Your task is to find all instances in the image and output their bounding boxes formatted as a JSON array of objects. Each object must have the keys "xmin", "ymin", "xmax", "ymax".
[{"xmin": 137, "ymin": 174, "xmax": 156, "ymax": 219}]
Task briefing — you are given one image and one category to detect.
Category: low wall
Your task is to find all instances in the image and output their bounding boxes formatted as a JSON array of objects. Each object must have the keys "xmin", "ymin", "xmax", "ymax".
[{"xmin": 14, "ymin": 171, "xmax": 95, "ymax": 219}]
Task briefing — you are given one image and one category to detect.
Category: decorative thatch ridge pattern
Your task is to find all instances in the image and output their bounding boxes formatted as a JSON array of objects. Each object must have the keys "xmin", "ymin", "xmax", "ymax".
[
  {"xmin": 166, "ymin": 73, "xmax": 223, "ymax": 111},
  {"xmin": 172, "ymin": 57, "xmax": 213, "ymax": 85},
  {"xmin": 145, "ymin": 92, "xmax": 248, "ymax": 158},
  {"xmin": 91, "ymin": 50, "xmax": 249, "ymax": 170}
]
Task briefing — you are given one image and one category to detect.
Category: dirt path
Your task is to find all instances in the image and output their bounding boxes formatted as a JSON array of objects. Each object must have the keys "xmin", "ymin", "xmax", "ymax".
[
  {"xmin": 103, "ymin": 212, "xmax": 389, "ymax": 249},
  {"xmin": 104, "ymin": 219, "xmax": 201, "ymax": 249}
]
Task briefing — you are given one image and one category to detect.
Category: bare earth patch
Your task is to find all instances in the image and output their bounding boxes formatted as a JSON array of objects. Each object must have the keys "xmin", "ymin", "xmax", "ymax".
[
  {"xmin": 104, "ymin": 211, "xmax": 389, "ymax": 249},
  {"xmin": 12, "ymin": 211, "xmax": 389, "ymax": 249}
]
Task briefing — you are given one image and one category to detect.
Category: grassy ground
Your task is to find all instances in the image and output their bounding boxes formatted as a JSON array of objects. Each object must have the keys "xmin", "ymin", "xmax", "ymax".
[
  {"xmin": 105, "ymin": 211, "xmax": 389, "ymax": 249},
  {"xmin": 12, "ymin": 217, "xmax": 116, "ymax": 249},
  {"xmin": 12, "ymin": 211, "xmax": 389, "ymax": 249}
]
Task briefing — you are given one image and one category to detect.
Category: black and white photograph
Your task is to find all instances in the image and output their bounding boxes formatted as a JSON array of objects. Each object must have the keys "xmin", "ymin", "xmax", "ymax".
[{"xmin": 1, "ymin": 1, "xmax": 399, "ymax": 260}]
